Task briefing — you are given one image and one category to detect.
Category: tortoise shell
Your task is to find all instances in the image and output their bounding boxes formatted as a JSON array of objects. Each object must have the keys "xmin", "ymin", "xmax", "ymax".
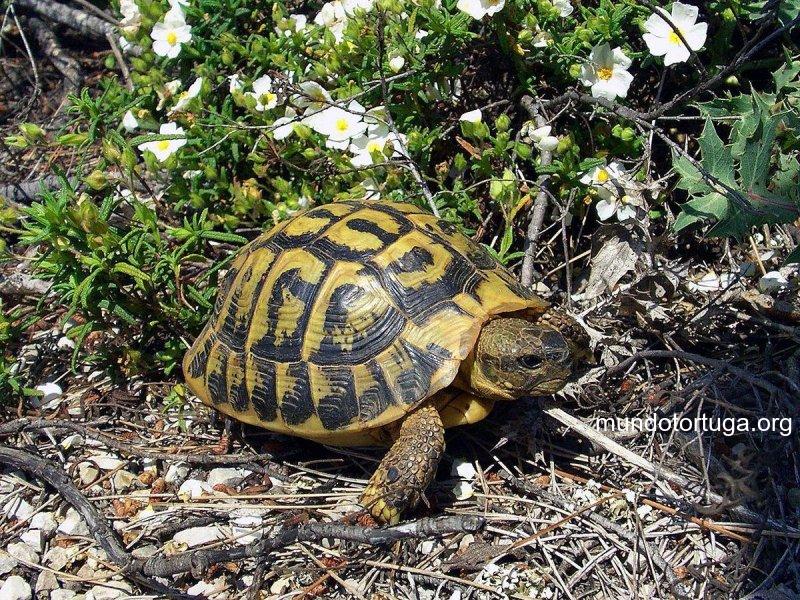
[{"xmin": 183, "ymin": 200, "xmax": 549, "ymax": 444}]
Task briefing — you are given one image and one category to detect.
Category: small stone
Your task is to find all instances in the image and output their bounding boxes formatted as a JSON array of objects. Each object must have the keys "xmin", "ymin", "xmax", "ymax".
[
  {"xmin": 452, "ymin": 481, "xmax": 474, "ymax": 500},
  {"xmin": 35, "ymin": 570, "xmax": 59, "ymax": 594},
  {"xmin": 88, "ymin": 455, "xmax": 124, "ymax": 471},
  {"xmin": 20, "ymin": 529, "xmax": 44, "ymax": 553},
  {"xmin": 43, "ymin": 546, "xmax": 79, "ymax": 571},
  {"xmin": 7, "ymin": 542, "xmax": 38, "ymax": 565},
  {"xmin": 759, "ymin": 271, "xmax": 789, "ymax": 294},
  {"xmin": 230, "ymin": 515, "xmax": 262, "ymax": 545},
  {"xmin": 270, "ymin": 576, "xmax": 292, "ymax": 595},
  {"xmin": 111, "ymin": 470, "xmax": 137, "ymax": 491},
  {"xmin": 0, "ymin": 551, "xmax": 18, "ymax": 575},
  {"xmin": 172, "ymin": 525, "xmax": 227, "ymax": 548},
  {"xmin": 187, "ymin": 576, "xmax": 229, "ymax": 598},
  {"xmin": 3, "ymin": 497, "xmax": 34, "ymax": 521},
  {"xmin": 206, "ymin": 467, "xmax": 251, "ymax": 488},
  {"xmin": 84, "ymin": 582, "xmax": 132, "ymax": 600},
  {"xmin": 450, "ymin": 459, "xmax": 477, "ymax": 480},
  {"xmin": 50, "ymin": 590, "xmax": 77, "ymax": 600},
  {"xmin": 142, "ymin": 458, "xmax": 158, "ymax": 474},
  {"xmin": 57, "ymin": 508, "xmax": 90, "ymax": 537},
  {"xmin": 35, "ymin": 382, "xmax": 62, "ymax": 404},
  {"xmin": 60, "ymin": 434, "xmax": 84, "ymax": 450},
  {"xmin": 29, "ymin": 511, "xmax": 58, "ymax": 536},
  {"xmin": 419, "ymin": 540, "xmax": 436, "ymax": 554},
  {"xmin": 177, "ymin": 479, "xmax": 214, "ymax": 501},
  {"xmin": 56, "ymin": 337, "xmax": 76, "ymax": 351},
  {"xmin": 77, "ymin": 463, "xmax": 100, "ymax": 486},
  {"xmin": 0, "ymin": 575, "xmax": 32, "ymax": 600},
  {"xmin": 164, "ymin": 463, "xmax": 189, "ymax": 485}
]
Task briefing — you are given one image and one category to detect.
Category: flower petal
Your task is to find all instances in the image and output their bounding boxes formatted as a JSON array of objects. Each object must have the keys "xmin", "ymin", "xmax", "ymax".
[
  {"xmin": 643, "ymin": 12, "xmax": 671, "ymax": 36},
  {"xmin": 683, "ymin": 22, "xmax": 707, "ymax": 50},
  {"xmin": 663, "ymin": 44, "xmax": 691, "ymax": 66},
  {"xmin": 671, "ymin": 1, "xmax": 699, "ymax": 27},
  {"xmin": 596, "ymin": 198, "xmax": 617, "ymax": 220},
  {"xmin": 643, "ymin": 33, "xmax": 670, "ymax": 57}
]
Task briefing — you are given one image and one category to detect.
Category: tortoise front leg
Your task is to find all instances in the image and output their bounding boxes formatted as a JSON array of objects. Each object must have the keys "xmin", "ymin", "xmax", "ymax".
[{"xmin": 359, "ymin": 404, "xmax": 445, "ymax": 525}]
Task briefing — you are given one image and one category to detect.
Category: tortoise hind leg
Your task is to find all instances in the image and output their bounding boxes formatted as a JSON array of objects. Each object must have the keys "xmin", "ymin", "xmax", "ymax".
[{"xmin": 359, "ymin": 404, "xmax": 445, "ymax": 525}]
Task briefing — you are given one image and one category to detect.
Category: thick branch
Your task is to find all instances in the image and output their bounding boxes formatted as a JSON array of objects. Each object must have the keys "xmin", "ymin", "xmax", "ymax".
[
  {"xmin": 24, "ymin": 16, "xmax": 83, "ymax": 94},
  {"xmin": 135, "ymin": 514, "xmax": 485, "ymax": 577},
  {"xmin": 14, "ymin": 0, "xmax": 115, "ymax": 38}
]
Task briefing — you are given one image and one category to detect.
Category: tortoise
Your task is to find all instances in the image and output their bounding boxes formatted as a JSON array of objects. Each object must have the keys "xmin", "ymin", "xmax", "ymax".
[{"xmin": 183, "ymin": 200, "xmax": 587, "ymax": 524}]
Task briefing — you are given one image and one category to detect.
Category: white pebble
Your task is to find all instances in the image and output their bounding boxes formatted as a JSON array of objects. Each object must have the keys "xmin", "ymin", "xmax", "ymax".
[
  {"xmin": 34, "ymin": 570, "xmax": 59, "ymax": 594},
  {"xmin": 34, "ymin": 382, "xmax": 62, "ymax": 404},
  {"xmin": 50, "ymin": 590, "xmax": 77, "ymax": 600},
  {"xmin": 172, "ymin": 525, "xmax": 227, "ymax": 548},
  {"xmin": 56, "ymin": 337, "xmax": 76, "ymax": 351},
  {"xmin": 88, "ymin": 454, "xmax": 125, "ymax": 471},
  {"xmin": 452, "ymin": 481, "xmax": 474, "ymax": 500},
  {"xmin": 206, "ymin": 467, "xmax": 251, "ymax": 488},
  {"xmin": 177, "ymin": 479, "xmax": 214, "ymax": 501},
  {"xmin": 2, "ymin": 497, "xmax": 34, "ymax": 521},
  {"xmin": 187, "ymin": 576, "xmax": 229, "ymax": 598},
  {"xmin": 164, "ymin": 463, "xmax": 189, "ymax": 485},
  {"xmin": 29, "ymin": 512, "xmax": 57, "ymax": 536},
  {"xmin": 0, "ymin": 551, "xmax": 18, "ymax": 575},
  {"xmin": 19, "ymin": 530, "xmax": 43, "ymax": 553},
  {"xmin": 450, "ymin": 459, "xmax": 477, "ymax": 480},
  {"xmin": 60, "ymin": 434, "xmax": 84, "ymax": 450},
  {"xmin": 0, "ymin": 575, "xmax": 32, "ymax": 600},
  {"xmin": 759, "ymin": 271, "xmax": 789, "ymax": 294},
  {"xmin": 7, "ymin": 543, "xmax": 38, "ymax": 565},
  {"xmin": 57, "ymin": 508, "xmax": 90, "ymax": 537}
]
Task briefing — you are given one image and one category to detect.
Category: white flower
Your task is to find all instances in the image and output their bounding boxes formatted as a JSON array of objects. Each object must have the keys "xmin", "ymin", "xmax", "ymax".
[
  {"xmin": 388, "ymin": 55, "xmax": 405, "ymax": 73},
  {"xmin": 643, "ymin": 2, "xmax": 707, "ymax": 66},
  {"xmin": 272, "ymin": 107, "xmax": 300, "ymax": 140},
  {"xmin": 287, "ymin": 13, "xmax": 307, "ymax": 34},
  {"xmin": 529, "ymin": 125, "xmax": 559, "ymax": 152},
  {"xmin": 457, "ymin": 0, "xmax": 505, "ymax": 20},
  {"xmin": 579, "ymin": 43, "xmax": 634, "ymax": 100},
  {"xmin": 169, "ymin": 77, "xmax": 203, "ymax": 114},
  {"xmin": 229, "ymin": 73, "xmax": 244, "ymax": 94},
  {"xmin": 459, "ymin": 108, "xmax": 482, "ymax": 123},
  {"xmin": 305, "ymin": 100, "xmax": 367, "ymax": 149},
  {"xmin": 415, "ymin": 29, "xmax": 429, "ymax": 39},
  {"xmin": 119, "ymin": 0, "xmax": 141, "ymax": 34},
  {"xmin": 532, "ymin": 28, "xmax": 553, "ymax": 47},
  {"xmin": 122, "ymin": 110, "xmax": 138, "ymax": 132},
  {"xmin": 247, "ymin": 75, "xmax": 279, "ymax": 111},
  {"xmin": 138, "ymin": 122, "xmax": 187, "ymax": 162},
  {"xmin": 151, "ymin": 6, "xmax": 191, "ymax": 59},
  {"xmin": 595, "ymin": 194, "xmax": 637, "ymax": 221},
  {"xmin": 314, "ymin": 1, "xmax": 348, "ymax": 43},
  {"xmin": 552, "ymin": 0, "xmax": 573, "ymax": 17},
  {"xmin": 293, "ymin": 81, "xmax": 332, "ymax": 112},
  {"xmin": 343, "ymin": 0, "xmax": 374, "ymax": 14},
  {"xmin": 580, "ymin": 161, "xmax": 639, "ymax": 220},
  {"xmin": 349, "ymin": 125, "xmax": 406, "ymax": 167}
]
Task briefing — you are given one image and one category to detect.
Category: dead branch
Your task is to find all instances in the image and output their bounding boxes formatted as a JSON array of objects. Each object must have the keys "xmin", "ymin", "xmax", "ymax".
[
  {"xmin": 607, "ymin": 349, "xmax": 782, "ymax": 396},
  {"xmin": 24, "ymin": 15, "xmax": 83, "ymax": 95},
  {"xmin": 501, "ymin": 472, "xmax": 691, "ymax": 599},
  {"xmin": 14, "ymin": 0, "xmax": 115, "ymax": 39},
  {"xmin": 135, "ymin": 514, "xmax": 485, "ymax": 578},
  {"xmin": 0, "ymin": 417, "xmax": 289, "ymax": 477},
  {"xmin": 519, "ymin": 95, "xmax": 554, "ymax": 287}
]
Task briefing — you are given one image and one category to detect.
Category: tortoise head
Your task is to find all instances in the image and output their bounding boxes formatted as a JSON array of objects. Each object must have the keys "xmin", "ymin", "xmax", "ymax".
[{"xmin": 462, "ymin": 317, "xmax": 573, "ymax": 400}]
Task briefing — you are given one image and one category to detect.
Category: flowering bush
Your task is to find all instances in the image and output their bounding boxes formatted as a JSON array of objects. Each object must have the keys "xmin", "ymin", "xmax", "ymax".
[{"xmin": 8, "ymin": 0, "xmax": 800, "ymax": 379}]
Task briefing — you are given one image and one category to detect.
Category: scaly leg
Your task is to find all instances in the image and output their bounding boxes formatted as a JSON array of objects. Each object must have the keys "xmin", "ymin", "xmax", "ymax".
[{"xmin": 359, "ymin": 404, "xmax": 445, "ymax": 525}]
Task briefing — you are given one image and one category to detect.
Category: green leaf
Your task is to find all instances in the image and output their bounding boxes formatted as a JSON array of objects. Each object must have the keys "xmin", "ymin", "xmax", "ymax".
[
  {"xmin": 740, "ymin": 115, "xmax": 778, "ymax": 193},
  {"xmin": 673, "ymin": 193, "xmax": 729, "ymax": 233},
  {"xmin": 698, "ymin": 119, "xmax": 735, "ymax": 187},
  {"xmin": 672, "ymin": 152, "xmax": 710, "ymax": 194}
]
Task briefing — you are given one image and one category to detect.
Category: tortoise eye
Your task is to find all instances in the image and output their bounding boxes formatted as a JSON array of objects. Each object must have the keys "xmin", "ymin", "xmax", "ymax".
[{"xmin": 519, "ymin": 354, "xmax": 543, "ymax": 370}]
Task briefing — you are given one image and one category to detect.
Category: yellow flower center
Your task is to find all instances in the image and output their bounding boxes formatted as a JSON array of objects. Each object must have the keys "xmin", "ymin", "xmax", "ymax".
[
  {"xmin": 366, "ymin": 140, "xmax": 382, "ymax": 152},
  {"xmin": 335, "ymin": 118, "xmax": 349, "ymax": 133},
  {"xmin": 597, "ymin": 67, "xmax": 613, "ymax": 81},
  {"xmin": 668, "ymin": 30, "xmax": 682, "ymax": 44},
  {"xmin": 157, "ymin": 140, "xmax": 171, "ymax": 151},
  {"xmin": 166, "ymin": 31, "xmax": 178, "ymax": 46},
  {"xmin": 596, "ymin": 168, "xmax": 609, "ymax": 183}
]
